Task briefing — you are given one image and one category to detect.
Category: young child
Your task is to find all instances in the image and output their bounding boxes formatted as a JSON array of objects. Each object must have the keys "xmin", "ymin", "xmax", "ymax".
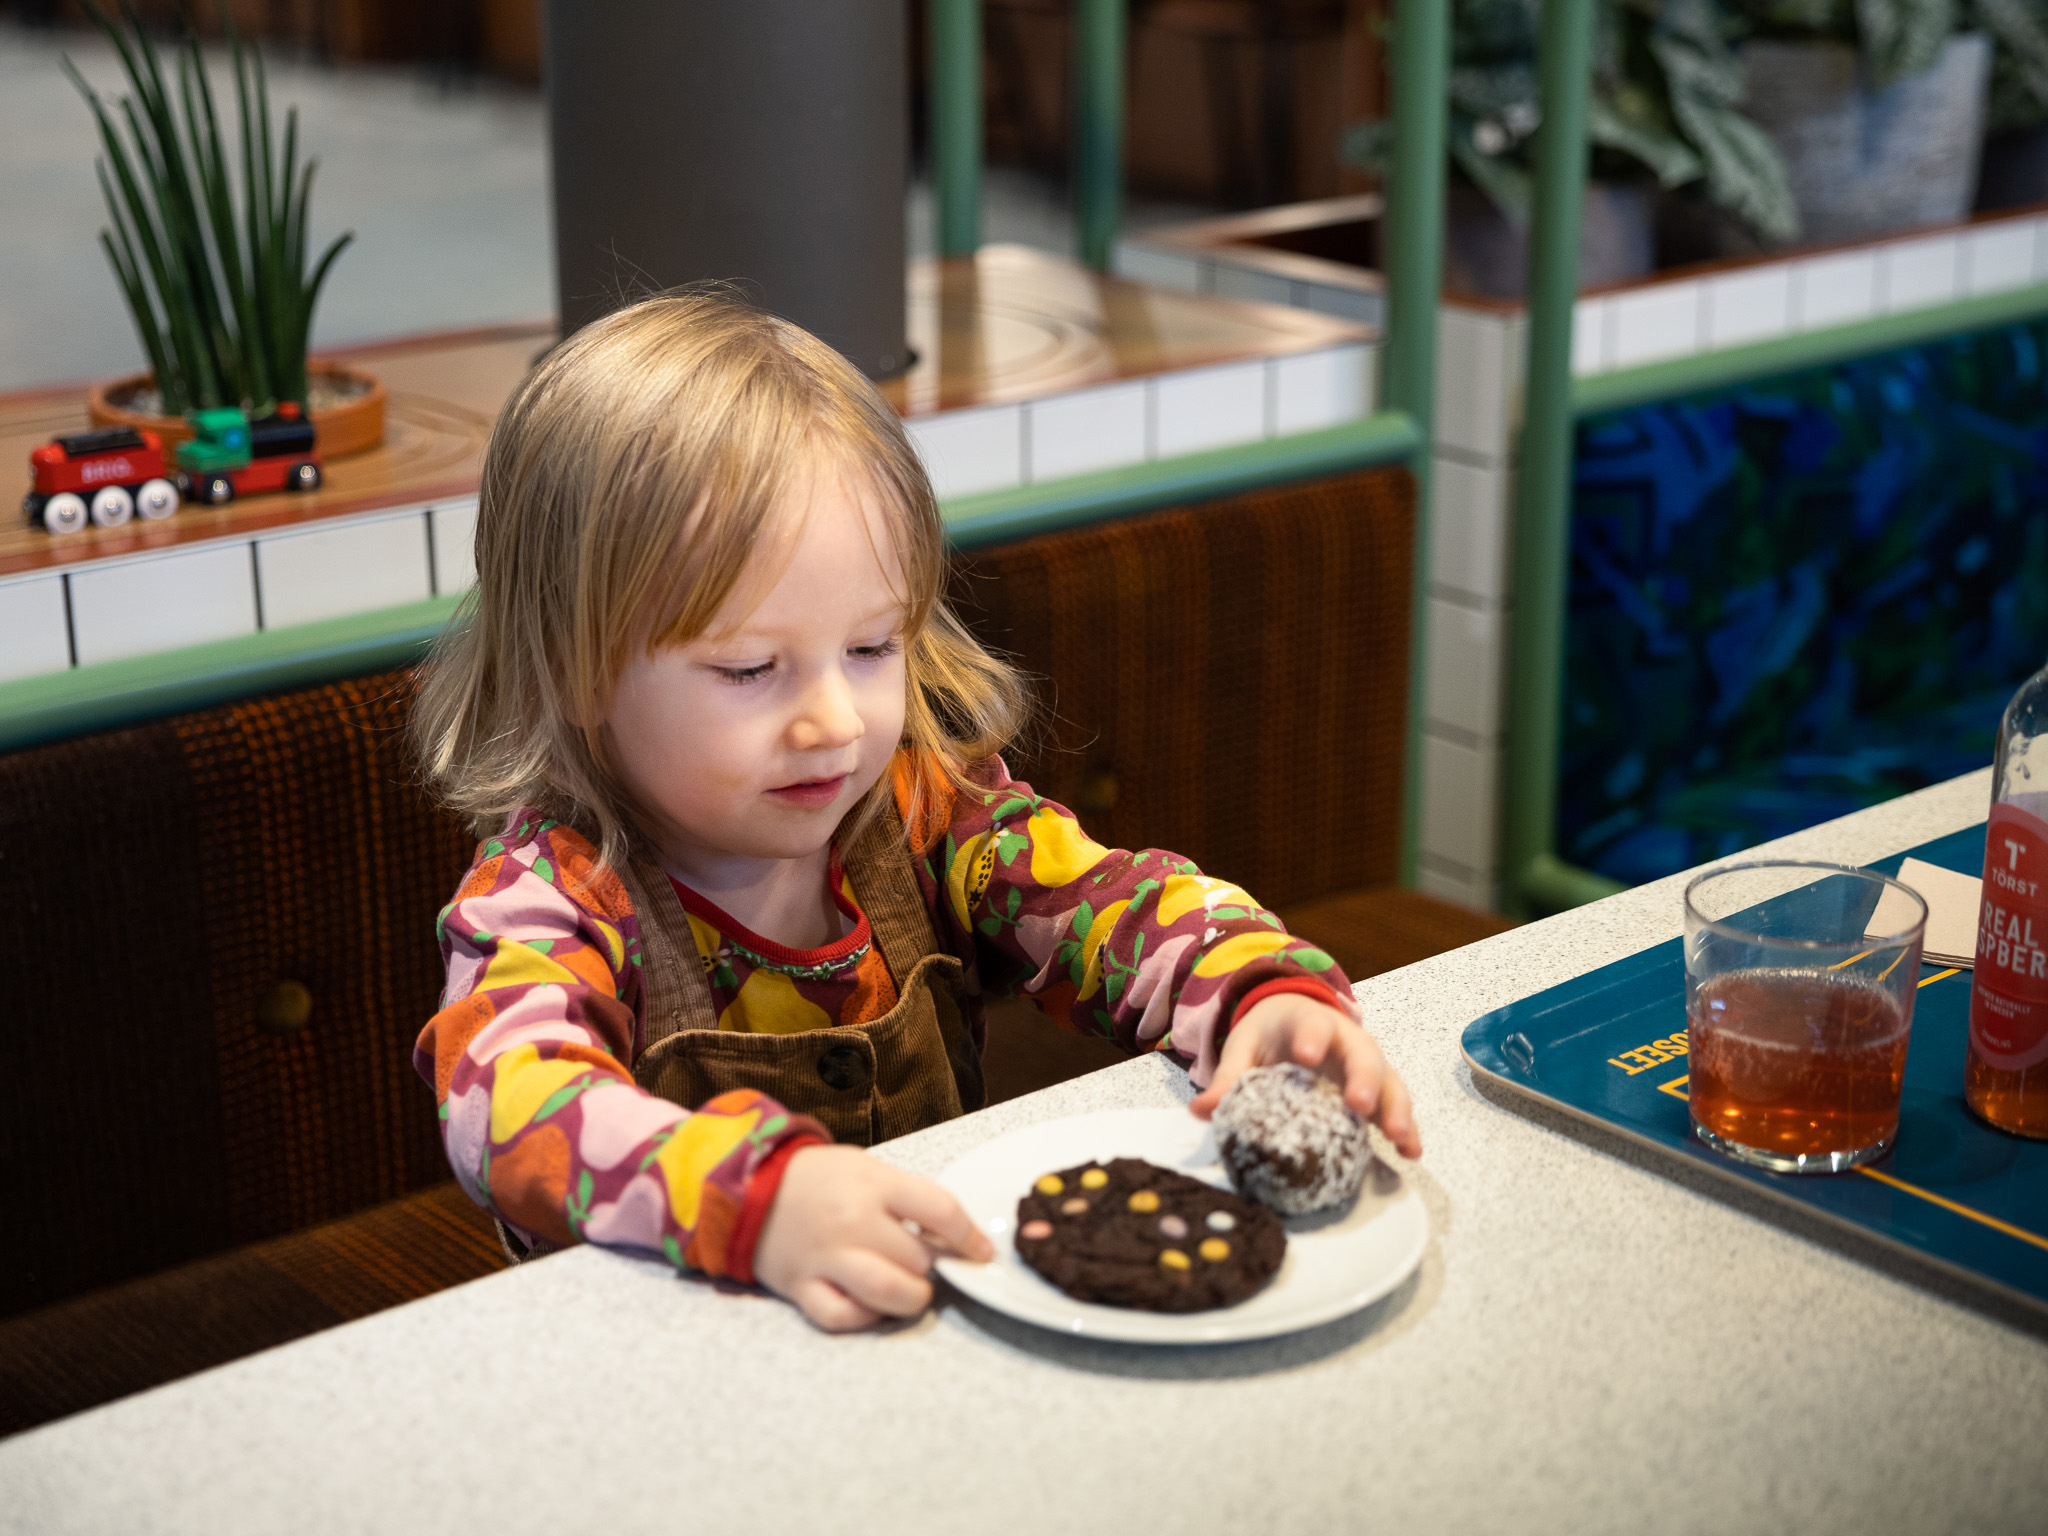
[{"xmin": 412, "ymin": 289, "xmax": 1420, "ymax": 1331}]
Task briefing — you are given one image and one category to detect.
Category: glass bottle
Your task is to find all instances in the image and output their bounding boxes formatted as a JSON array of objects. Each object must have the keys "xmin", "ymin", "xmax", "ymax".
[{"xmin": 1968, "ymin": 661, "xmax": 2048, "ymax": 1137}]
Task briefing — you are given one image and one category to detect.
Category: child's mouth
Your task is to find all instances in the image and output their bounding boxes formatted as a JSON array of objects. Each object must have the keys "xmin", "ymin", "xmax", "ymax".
[{"xmin": 767, "ymin": 774, "xmax": 849, "ymax": 809}]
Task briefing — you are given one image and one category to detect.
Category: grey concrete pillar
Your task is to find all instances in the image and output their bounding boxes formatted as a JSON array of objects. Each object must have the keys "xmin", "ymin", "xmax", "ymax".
[{"xmin": 544, "ymin": 0, "xmax": 911, "ymax": 379}]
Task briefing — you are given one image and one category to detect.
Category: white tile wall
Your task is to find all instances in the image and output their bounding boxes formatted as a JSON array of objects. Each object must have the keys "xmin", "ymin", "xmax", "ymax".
[
  {"xmin": 1152, "ymin": 358, "xmax": 1269, "ymax": 458},
  {"xmin": 1111, "ymin": 243, "xmax": 1203, "ymax": 293},
  {"xmin": 1417, "ymin": 729, "xmax": 1497, "ymax": 877},
  {"xmin": 432, "ymin": 499, "xmax": 480, "ymax": 594},
  {"xmin": 1272, "ymin": 344, "xmax": 1374, "ymax": 435},
  {"xmin": 1417, "ymin": 856, "xmax": 1493, "ymax": 911},
  {"xmin": 1965, "ymin": 219, "xmax": 2037, "ymax": 295},
  {"xmin": 1702, "ymin": 263, "xmax": 1792, "ymax": 349},
  {"xmin": 1429, "ymin": 455, "xmax": 1511, "ymax": 603},
  {"xmin": 1302, "ymin": 282, "xmax": 1379, "ymax": 325},
  {"xmin": 256, "ymin": 510, "xmax": 433, "ymax": 629},
  {"xmin": 1572, "ymin": 297, "xmax": 1611, "ymax": 375},
  {"xmin": 1795, "ymin": 249, "xmax": 1879, "ymax": 330},
  {"xmin": 1423, "ymin": 597, "xmax": 1503, "ymax": 742},
  {"xmin": 0, "ymin": 575, "xmax": 71, "ymax": 683},
  {"xmin": 69, "ymin": 542, "xmax": 257, "ymax": 666},
  {"xmin": 908, "ymin": 404, "xmax": 1024, "ymax": 500},
  {"xmin": 1211, "ymin": 263, "xmax": 1295, "ymax": 308},
  {"xmin": 1025, "ymin": 379, "xmax": 1149, "ymax": 481},
  {"xmin": 1881, "ymin": 233, "xmax": 1959, "ymax": 313},
  {"xmin": 1610, "ymin": 280, "xmax": 1702, "ymax": 367},
  {"xmin": 1435, "ymin": 306, "xmax": 1520, "ymax": 463}
]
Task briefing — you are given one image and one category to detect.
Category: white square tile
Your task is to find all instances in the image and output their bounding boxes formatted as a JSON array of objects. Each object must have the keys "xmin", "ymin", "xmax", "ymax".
[
  {"xmin": 1571, "ymin": 297, "xmax": 1611, "ymax": 375},
  {"xmin": 1025, "ymin": 379, "xmax": 1149, "ymax": 482},
  {"xmin": 1794, "ymin": 249, "xmax": 1878, "ymax": 330},
  {"xmin": 2032, "ymin": 216, "xmax": 2048, "ymax": 281},
  {"xmin": 256, "ymin": 511, "xmax": 432, "ymax": 630},
  {"xmin": 1418, "ymin": 729, "xmax": 1498, "ymax": 874},
  {"xmin": 910, "ymin": 404, "xmax": 1024, "ymax": 500},
  {"xmin": 1272, "ymin": 344, "xmax": 1375, "ymax": 435},
  {"xmin": 1302, "ymin": 282, "xmax": 1381, "ymax": 326},
  {"xmin": 1609, "ymin": 280, "xmax": 1702, "ymax": 367},
  {"xmin": 1211, "ymin": 262, "xmax": 1295, "ymax": 308},
  {"xmin": 1429, "ymin": 456, "xmax": 1510, "ymax": 603},
  {"xmin": 1112, "ymin": 243, "xmax": 1202, "ymax": 293},
  {"xmin": 0, "ymin": 574, "xmax": 71, "ymax": 682},
  {"xmin": 432, "ymin": 498, "xmax": 480, "ymax": 594},
  {"xmin": 1423, "ymin": 597, "xmax": 1504, "ymax": 741},
  {"xmin": 1880, "ymin": 232, "xmax": 1959, "ymax": 312},
  {"xmin": 1703, "ymin": 263, "xmax": 1793, "ymax": 348},
  {"xmin": 69, "ymin": 542, "xmax": 257, "ymax": 666},
  {"xmin": 1964, "ymin": 220, "xmax": 2037, "ymax": 296},
  {"xmin": 1435, "ymin": 305, "xmax": 1517, "ymax": 462},
  {"xmin": 1417, "ymin": 857, "xmax": 1494, "ymax": 912},
  {"xmin": 1152, "ymin": 359, "xmax": 1269, "ymax": 458}
]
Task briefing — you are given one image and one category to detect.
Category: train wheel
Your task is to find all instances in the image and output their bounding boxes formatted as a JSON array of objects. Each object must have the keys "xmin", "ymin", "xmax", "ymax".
[
  {"xmin": 42, "ymin": 492, "xmax": 88, "ymax": 534},
  {"xmin": 90, "ymin": 485, "xmax": 134, "ymax": 528},
  {"xmin": 287, "ymin": 461, "xmax": 323, "ymax": 492},
  {"xmin": 200, "ymin": 475, "xmax": 236, "ymax": 506},
  {"xmin": 135, "ymin": 477, "xmax": 179, "ymax": 520}
]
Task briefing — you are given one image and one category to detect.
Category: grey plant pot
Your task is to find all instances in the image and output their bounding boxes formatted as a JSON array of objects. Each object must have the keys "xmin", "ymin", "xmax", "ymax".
[
  {"xmin": 1744, "ymin": 33, "xmax": 1991, "ymax": 246},
  {"xmin": 1442, "ymin": 180, "xmax": 1654, "ymax": 301},
  {"xmin": 1977, "ymin": 124, "xmax": 2048, "ymax": 211}
]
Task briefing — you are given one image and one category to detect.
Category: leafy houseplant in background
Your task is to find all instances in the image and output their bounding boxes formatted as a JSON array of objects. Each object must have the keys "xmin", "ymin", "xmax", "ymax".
[
  {"xmin": 1972, "ymin": 0, "xmax": 2048, "ymax": 205},
  {"xmin": 69, "ymin": 2, "xmax": 382, "ymax": 456},
  {"xmin": 1343, "ymin": 0, "xmax": 1798, "ymax": 298},
  {"xmin": 1724, "ymin": 1, "xmax": 2042, "ymax": 242}
]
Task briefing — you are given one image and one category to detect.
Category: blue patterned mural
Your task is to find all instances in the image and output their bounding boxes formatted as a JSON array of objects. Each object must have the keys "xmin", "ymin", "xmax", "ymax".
[{"xmin": 1560, "ymin": 320, "xmax": 2048, "ymax": 887}]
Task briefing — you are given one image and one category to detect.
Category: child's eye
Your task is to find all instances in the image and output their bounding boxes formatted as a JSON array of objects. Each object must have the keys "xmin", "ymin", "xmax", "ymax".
[
  {"xmin": 712, "ymin": 661, "xmax": 774, "ymax": 685},
  {"xmin": 850, "ymin": 638, "xmax": 902, "ymax": 662}
]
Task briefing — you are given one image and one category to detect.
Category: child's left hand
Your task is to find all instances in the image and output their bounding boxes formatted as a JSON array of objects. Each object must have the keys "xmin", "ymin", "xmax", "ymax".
[{"xmin": 1187, "ymin": 993, "xmax": 1422, "ymax": 1159}]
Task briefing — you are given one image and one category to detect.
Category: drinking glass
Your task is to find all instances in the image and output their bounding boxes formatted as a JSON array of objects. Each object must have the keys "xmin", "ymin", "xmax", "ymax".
[{"xmin": 1683, "ymin": 861, "xmax": 1928, "ymax": 1174}]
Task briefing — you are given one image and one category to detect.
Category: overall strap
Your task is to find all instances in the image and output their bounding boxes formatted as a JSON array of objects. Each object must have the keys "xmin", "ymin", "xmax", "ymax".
[
  {"xmin": 615, "ymin": 842, "xmax": 721, "ymax": 1050},
  {"xmin": 839, "ymin": 798, "xmax": 943, "ymax": 986}
]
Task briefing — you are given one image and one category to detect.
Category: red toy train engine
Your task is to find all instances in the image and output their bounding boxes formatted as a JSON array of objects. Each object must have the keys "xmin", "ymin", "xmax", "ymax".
[{"xmin": 23, "ymin": 427, "xmax": 181, "ymax": 533}]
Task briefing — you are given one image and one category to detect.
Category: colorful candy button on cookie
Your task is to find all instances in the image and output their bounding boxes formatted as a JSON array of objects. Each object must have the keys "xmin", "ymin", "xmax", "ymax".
[{"xmin": 1012, "ymin": 1157, "xmax": 1284, "ymax": 1312}]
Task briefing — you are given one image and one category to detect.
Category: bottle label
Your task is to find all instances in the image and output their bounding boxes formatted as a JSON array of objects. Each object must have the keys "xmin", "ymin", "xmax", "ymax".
[{"xmin": 1972, "ymin": 803, "xmax": 2048, "ymax": 1071}]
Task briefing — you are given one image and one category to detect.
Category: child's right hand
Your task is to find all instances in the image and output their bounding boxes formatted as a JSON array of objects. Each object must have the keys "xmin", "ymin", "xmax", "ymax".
[{"xmin": 753, "ymin": 1144, "xmax": 994, "ymax": 1331}]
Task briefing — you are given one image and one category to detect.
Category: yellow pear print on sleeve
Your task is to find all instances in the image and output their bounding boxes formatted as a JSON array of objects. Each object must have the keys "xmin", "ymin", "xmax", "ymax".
[
  {"xmin": 489, "ymin": 1041, "xmax": 593, "ymax": 1143},
  {"xmin": 655, "ymin": 1105, "xmax": 762, "ymax": 1228},
  {"xmin": 1027, "ymin": 808, "xmax": 1111, "ymax": 888},
  {"xmin": 1192, "ymin": 930, "xmax": 1296, "ymax": 977},
  {"xmin": 1076, "ymin": 898, "xmax": 1131, "ymax": 1000},
  {"xmin": 719, "ymin": 967, "xmax": 835, "ymax": 1035},
  {"xmin": 1157, "ymin": 875, "xmax": 1256, "ymax": 926},
  {"xmin": 478, "ymin": 938, "xmax": 584, "ymax": 994}
]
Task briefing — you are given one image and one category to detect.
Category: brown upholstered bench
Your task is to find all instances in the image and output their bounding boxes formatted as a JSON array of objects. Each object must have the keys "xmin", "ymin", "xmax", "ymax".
[{"xmin": 0, "ymin": 460, "xmax": 1508, "ymax": 1435}]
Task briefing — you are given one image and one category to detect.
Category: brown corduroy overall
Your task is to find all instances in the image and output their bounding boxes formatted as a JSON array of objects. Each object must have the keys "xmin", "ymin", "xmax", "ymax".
[{"xmin": 498, "ymin": 802, "xmax": 984, "ymax": 1260}]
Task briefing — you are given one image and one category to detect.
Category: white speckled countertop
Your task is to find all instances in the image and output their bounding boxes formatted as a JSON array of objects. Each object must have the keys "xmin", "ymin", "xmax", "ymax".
[{"xmin": 4, "ymin": 769, "xmax": 2044, "ymax": 1535}]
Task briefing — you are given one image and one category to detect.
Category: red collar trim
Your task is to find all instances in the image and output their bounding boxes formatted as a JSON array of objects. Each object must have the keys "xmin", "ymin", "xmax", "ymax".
[{"xmin": 667, "ymin": 850, "xmax": 870, "ymax": 966}]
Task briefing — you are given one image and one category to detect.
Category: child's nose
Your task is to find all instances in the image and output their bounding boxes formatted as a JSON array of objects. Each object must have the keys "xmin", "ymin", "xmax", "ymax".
[{"xmin": 789, "ymin": 668, "xmax": 865, "ymax": 751}]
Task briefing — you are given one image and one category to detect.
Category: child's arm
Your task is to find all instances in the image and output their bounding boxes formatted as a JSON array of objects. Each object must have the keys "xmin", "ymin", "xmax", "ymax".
[
  {"xmin": 912, "ymin": 759, "xmax": 1418, "ymax": 1151},
  {"xmin": 414, "ymin": 816, "xmax": 827, "ymax": 1278}
]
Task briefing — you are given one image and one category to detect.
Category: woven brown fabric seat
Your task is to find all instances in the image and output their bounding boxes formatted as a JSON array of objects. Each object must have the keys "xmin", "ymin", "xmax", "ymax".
[
  {"xmin": 956, "ymin": 464, "xmax": 1517, "ymax": 1102},
  {"xmin": 0, "ymin": 1181, "xmax": 505, "ymax": 1437}
]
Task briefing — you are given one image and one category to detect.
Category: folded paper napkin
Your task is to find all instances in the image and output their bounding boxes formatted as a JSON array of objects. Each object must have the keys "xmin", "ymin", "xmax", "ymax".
[{"xmin": 1864, "ymin": 857, "xmax": 1981, "ymax": 968}]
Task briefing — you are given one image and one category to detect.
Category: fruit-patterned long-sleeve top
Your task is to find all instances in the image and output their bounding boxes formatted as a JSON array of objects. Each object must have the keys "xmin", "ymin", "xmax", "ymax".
[{"xmin": 414, "ymin": 752, "xmax": 1356, "ymax": 1279}]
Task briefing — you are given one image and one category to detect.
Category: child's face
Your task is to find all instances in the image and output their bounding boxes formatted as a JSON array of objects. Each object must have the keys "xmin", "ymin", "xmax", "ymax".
[{"xmin": 604, "ymin": 469, "xmax": 911, "ymax": 877}]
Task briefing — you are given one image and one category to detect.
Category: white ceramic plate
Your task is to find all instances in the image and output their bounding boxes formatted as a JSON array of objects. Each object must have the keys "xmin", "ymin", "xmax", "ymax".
[{"xmin": 932, "ymin": 1107, "xmax": 1428, "ymax": 1344}]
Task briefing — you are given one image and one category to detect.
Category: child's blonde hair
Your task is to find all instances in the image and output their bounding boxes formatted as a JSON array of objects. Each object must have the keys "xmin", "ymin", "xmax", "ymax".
[{"xmin": 413, "ymin": 287, "xmax": 1030, "ymax": 870}]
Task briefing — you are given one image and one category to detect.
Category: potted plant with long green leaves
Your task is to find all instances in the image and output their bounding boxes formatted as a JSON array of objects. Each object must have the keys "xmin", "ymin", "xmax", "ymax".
[
  {"xmin": 1344, "ymin": 0, "xmax": 1798, "ymax": 298},
  {"xmin": 70, "ymin": 2, "xmax": 382, "ymax": 458}
]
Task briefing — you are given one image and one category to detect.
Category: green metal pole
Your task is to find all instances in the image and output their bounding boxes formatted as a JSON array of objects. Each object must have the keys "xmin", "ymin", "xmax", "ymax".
[
  {"xmin": 1503, "ymin": 0, "xmax": 1597, "ymax": 917},
  {"xmin": 1384, "ymin": 0, "xmax": 1449, "ymax": 889},
  {"xmin": 1074, "ymin": 0, "xmax": 1125, "ymax": 270},
  {"xmin": 931, "ymin": 0, "xmax": 983, "ymax": 257}
]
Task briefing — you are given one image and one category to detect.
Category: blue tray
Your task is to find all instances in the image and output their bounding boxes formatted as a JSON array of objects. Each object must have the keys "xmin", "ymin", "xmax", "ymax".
[{"xmin": 1463, "ymin": 824, "xmax": 2048, "ymax": 1316}]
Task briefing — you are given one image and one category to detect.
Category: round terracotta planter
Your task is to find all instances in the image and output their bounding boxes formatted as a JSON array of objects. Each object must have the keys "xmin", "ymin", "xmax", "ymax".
[{"xmin": 87, "ymin": 365, "xmax": 387, "ymax": 459}]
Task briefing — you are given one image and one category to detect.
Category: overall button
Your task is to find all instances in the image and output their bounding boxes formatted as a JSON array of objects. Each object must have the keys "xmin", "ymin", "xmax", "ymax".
[{"xmin": 815, "ymin": 1042, "xmax": 871, "ymax": 1093}]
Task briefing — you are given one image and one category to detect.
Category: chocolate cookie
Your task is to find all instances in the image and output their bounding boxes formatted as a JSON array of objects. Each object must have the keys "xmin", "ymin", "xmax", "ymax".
[
  {"xmin": 1212, "ymin": 1062, "xmax": 1372, "ymax": 1216},
  {"xmin": 1013, "ymin": 1157, "xmax": 1285, "ymax": 1312}
]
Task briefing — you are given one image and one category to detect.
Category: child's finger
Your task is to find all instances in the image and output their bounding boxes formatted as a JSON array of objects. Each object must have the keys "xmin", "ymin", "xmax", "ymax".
[
  {"xmin": 791, "ymin": 1277, "xmax": 881, "ymax": 1333},
  {"xmin": 826, "ymin": 1247, "xmax": 936, "ymax": 1319},
  {"xmin": 1331, "ymin": 1026, "xmax": 1386, "ymax": 1119},
  {"xmin": 887, "ymin": 1173, "xmax": 995, "ymax": 1263},
  {"xmin": 1377, "ymin": 1066, "xmax": 1423, "ymax": 1159},
  {"xmin": 1286, "ymin": 1006, "xmax": 1338, "ymax": 1071}
]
